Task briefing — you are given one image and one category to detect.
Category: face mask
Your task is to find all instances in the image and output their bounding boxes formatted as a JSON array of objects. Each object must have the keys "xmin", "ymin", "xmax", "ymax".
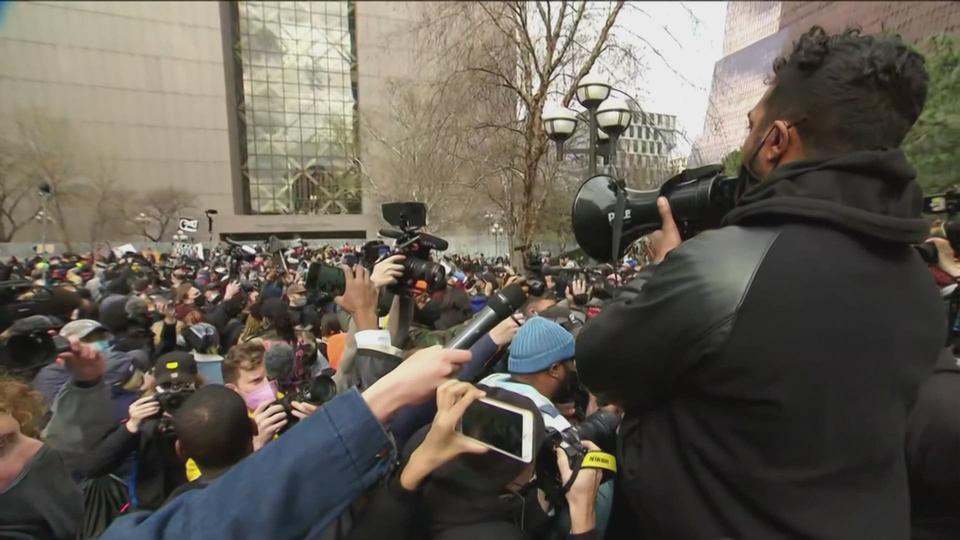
[
  {"xmin": 735, "ymin": 124, "xmax": 777, "ymax": 199},
  {"xmin": 91, "ymin": 339, "xmax": 110, "ymax": 352},
  {"xmin": 736, "ymin": 119, "xmax": 805, "ymax": 200},
  {"xmin": 207, "ymin": 293, "xmax": 220, "ymax": 304},
  {"xmin": 290, "ymin": 296, "xmax": 307, "ymax": 308},
  {"xmin": 241, "ymin": 379, "xmax": 277, "ymax": 411},
  {"xmin": 193, "ymin": 295, "xmax": 205, "ymax": 308}
]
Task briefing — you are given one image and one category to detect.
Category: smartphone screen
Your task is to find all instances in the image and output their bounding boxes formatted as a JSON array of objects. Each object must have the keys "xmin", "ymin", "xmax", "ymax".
[{"xmin": 459, "ymin": 398, "xmax": 532, "ymax": 462}]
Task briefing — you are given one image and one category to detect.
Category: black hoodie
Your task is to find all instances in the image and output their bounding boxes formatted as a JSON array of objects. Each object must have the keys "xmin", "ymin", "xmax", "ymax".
[{"xmin": 577, "ymin": 150, "xmax": 945, "ymax": 540}]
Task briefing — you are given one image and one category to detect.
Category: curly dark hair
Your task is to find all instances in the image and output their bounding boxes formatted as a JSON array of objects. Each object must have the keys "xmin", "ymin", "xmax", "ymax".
[
  {"xmin": 0, "ymin": 376, "xmax": 46, "ymax": 439},
  {"xmin": 764, "ymin": 26, "xmax": 928, "ymax": 156}
]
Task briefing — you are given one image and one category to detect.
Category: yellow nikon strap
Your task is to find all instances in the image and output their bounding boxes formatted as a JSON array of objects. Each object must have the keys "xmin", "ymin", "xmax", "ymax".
[{"xmin": 581, "ymin": 451, "xmax": 617, "ymax": 474}]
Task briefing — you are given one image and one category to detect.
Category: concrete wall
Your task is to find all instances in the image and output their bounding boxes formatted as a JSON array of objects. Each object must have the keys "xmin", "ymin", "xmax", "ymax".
[
  {"xmin": 779, "ymin": 1, "xmax": 960, "ymax": 43},
  {"xmin": 0, "ymin": 1, "xmax": 234, "ymax": 244},
  {"xmin": 722, "ymin": 1, "xmax": 782, "ymax": 57},
  {"xmin": 693, "ymin": 0, "xmax": 960, "ymax": 166}
]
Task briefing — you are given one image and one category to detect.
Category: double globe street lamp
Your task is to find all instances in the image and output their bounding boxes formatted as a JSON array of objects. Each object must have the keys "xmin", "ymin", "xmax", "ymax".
[
  {"xmin": 541, "ymin": 73, "xmax": 635, "ymax": 263},
  {"xmin": 541, "ymin": 72, "xmax": 634, "ymax": 176}
]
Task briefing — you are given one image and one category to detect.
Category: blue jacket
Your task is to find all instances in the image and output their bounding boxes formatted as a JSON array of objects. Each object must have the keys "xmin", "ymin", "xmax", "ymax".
[{"xmin": 101, "ymin": 388, "xmax": 395, "ymax": 540}]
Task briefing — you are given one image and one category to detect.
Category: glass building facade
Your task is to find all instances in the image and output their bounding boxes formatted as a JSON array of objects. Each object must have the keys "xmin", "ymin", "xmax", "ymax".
[{"xmin": 233, "ymin": 1, "xmax": 361, "ymax": 215}]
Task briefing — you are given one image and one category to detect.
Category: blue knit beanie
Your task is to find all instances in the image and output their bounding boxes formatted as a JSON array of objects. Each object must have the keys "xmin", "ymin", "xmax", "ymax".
[{"xmin": 508, "ymin": 317, "xmax": 575, "ymax": 374}]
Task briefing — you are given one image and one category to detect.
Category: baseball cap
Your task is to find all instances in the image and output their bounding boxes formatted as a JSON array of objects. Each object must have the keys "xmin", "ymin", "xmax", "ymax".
[
  {"xmin": 154, "ymin": 351, "xmax": 198, "ymax": 386},
  {"xmin": 59, "ymin": 319, "xmax": 107, "ymax": 340}
]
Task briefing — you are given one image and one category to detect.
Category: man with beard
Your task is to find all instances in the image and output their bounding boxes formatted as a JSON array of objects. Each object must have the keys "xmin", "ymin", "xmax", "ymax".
[{"xmin": 577, "ymin": 26, "xmax": 944, "ymax": 539}]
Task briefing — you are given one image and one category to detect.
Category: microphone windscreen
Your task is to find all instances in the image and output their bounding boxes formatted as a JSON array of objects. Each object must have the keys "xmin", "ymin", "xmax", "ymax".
[
  {"xmin": 264, "ymin": 342, "xmax": 295, "ymax": 381},
  {"xmin": 488, "ymin": 284, "xmax": 526, "ymax": 317}
]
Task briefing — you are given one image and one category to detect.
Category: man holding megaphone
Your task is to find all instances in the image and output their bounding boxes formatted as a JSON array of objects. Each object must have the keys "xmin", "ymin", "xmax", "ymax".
[{"xmin": 576, "ymin": 26, "xmax": 944, "ymax": 540}]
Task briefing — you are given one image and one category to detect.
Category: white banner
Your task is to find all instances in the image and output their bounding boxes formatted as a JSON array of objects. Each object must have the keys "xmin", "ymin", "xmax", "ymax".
[
  {"xmin": 178, "ymin": 218, "xmax": 199, "ymax": 233},
  {"xmin": 113, "ymin": 243, "xmax": 137, "ymax": 258}
]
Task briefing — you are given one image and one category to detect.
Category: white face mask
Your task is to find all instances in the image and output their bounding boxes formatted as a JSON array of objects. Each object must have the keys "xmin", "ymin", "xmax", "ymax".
[{"xmin": 290, "ymin": 296, "xmax": 307, "ymax": 308}]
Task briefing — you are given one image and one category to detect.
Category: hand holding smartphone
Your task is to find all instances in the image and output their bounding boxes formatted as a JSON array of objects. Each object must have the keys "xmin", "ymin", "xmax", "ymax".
[
  {"xmin": 457, "ymin": 395, "xmax": 535, "ymax": 463},
  {"xmin": 400, "ymin": 380, "xmax": 491, "ymax": 491}
]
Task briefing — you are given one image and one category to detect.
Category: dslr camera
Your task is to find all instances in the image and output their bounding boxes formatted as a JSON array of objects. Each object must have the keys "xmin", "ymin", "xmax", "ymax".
[
  {"xmin": 305, "ymin": 202, "xmax": 448, "ymax": 299},
  {"xmin": 149, "ymin": 386, "xmax": 195, "ymax": 437},
  {"xmin": 0, "ymin": 281, "xmax": 71, "ymax": 376},
  {"xmin": 372, "ymin": 202, "xmax": 449, "ymax": 294},
  {"xmin": 273, "ymin": 371, "xmax": 337, "ymax": 434}
]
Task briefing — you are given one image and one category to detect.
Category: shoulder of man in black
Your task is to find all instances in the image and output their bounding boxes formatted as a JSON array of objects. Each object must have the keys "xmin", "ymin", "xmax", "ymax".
[{"xmin": 576, "ymin": 224, "xmax": 779, "ymax": 411}]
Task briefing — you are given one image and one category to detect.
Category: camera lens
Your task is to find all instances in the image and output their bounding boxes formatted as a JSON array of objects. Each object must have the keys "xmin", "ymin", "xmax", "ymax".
[
  {"xmin": 303, "ymin": 375, "xmax": 337, "ymax": 404},
  {"xmin": 576, "ymin": 410, "xmax": 620, "ymax": 452},
  {"xmin": 403, "ymin": 258, "xmax": 446, "ymax": 291}
]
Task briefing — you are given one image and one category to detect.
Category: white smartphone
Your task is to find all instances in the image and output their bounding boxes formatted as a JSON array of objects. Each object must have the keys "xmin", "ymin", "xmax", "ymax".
[{"xmin": 457, "ymin": 396, "xmax": 535, "ymax": 463}]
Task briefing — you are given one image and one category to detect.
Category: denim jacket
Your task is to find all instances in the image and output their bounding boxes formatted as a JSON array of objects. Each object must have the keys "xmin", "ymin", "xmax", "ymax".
[{"xmin": 101, "ymin": 388, "xmax": 395, "ymax": 540}]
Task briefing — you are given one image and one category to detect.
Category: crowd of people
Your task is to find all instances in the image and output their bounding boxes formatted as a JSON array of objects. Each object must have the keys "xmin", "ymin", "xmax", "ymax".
[
  {"xmin": 0, "ymin": 236, "xmax": 631, "ymax": 540},
  {"xmin": 2, "ymin": 24, "xmax": 960, "ymax": 540}
]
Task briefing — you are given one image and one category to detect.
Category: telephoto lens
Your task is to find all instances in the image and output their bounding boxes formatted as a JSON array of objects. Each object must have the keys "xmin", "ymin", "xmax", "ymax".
[
  {"xmin": 401, "ymin": 257, "xmax": 446, "ymax": 292},
  {"xmin": 574, "ymin": 409, "xmax": 621, "ymax": 453}
]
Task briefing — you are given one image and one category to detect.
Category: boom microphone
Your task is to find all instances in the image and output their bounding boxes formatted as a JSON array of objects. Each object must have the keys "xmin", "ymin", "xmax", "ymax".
[{"xmin": 446, "ymin": 284, "xmax": 527, "ymax": 351}]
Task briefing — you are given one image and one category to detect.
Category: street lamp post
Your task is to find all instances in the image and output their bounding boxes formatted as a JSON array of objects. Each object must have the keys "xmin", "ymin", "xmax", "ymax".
[
  {"xmin": 35, "ymin": 207, "xmax": 55, "ymax": 281},
  {"xmin": 490, "ymin": 223, "xmax": 505, "ymax": 257},
  {"xmin": 541, "ymin": 72, "xmax": 634, "ymax": 263},
  {"xmin": 205, "ymin": 209, "xmax": 218, "ymax": 246}
]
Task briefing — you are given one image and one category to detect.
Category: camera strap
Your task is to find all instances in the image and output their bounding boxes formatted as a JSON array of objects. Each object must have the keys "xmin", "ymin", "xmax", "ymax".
[
  {"xmin": 581, "ymin": 451, "xmax": 617, "ymax": 473},
  {"xmin": 561, "ymin": 450, "xmax": 618, "ymax": 493}
]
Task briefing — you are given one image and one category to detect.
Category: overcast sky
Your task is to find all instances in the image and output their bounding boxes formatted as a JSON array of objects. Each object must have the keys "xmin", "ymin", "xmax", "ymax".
[{"xmin": 613, "ymin": 1, "xmax": 727, "ymax": 154}]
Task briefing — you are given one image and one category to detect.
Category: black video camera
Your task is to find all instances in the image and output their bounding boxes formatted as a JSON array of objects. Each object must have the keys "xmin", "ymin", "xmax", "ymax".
[
  {"xmin": 148, "ymin": 386, "xmax": 195, "ymax": 436},
  {"xmin": 305, "ymin": 202, "xmax": 448, "ymax": 300},
  {"xmin": 0, "ymin": 281, "xmax": 71, "ymax": 377},
  {"xmin": 923, "ymin": 190, "xmax": 960, "ymax": 253},
  {"xmin": 274, "ymin": 371, "xmax": 337, "ymax": 435},
  {"xmin": 377, "ymin": 202, "xmax": 448, "ymax": 294}
]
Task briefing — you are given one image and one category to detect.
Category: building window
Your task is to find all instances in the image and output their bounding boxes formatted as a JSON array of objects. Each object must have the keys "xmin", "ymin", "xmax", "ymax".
[{"xmin": 233, "ymin": 1, "xmax": 361, "ymax": 215}]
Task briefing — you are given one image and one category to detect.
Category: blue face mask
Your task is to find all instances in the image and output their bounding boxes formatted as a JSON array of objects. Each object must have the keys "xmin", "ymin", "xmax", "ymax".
[{"xmin": 91, "ymin": 340, "xmax": 111, "ymax": 352}]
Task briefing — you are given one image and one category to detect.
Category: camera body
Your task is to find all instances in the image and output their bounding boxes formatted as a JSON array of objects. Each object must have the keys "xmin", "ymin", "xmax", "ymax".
[
  {"xmin": 924, "ymin": 191, "xmax": 960, "ymax": 252},
  {"xmin": 538, "ymin": 409, "xmax": 620, "ymax": 507},
  {"xmin": 0, "ymin": 281, "xmax": 72, "ymax": 376},
  {"xmin": 552, "ymin": 410, "xmax": 619, "ymax": 467},
  {"xmin": 273, "ymin": 373, "xmax": 337, "ymax": 434},
  {"xmin": 303, "ymin": 202, "xmax": 448, "ymax": 301},
  {"xmin": 148, "ymin": 388, "xmax": 195, "ymax": 436},
  {"xmin": 377, "ymin": 202, "xmax": 448, "ymax": 294}
]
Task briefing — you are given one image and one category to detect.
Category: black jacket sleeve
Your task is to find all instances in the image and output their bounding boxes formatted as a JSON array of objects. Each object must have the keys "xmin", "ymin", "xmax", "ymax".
[
  {"xmin": 59, "ymin": 423, "xmax": 140, "ymax": 479},
  {"xmin": 205, "ymin": 296, "xmax": 243, "ymax": 334},
  {"xmin": 575, "ymin": 226, "xmax": 778, "ymax": 412},
  {"xmin": 154, "ymin": 321, "xmax": 178, "ymax": 359},
  {"xmin": 345, "ymin": 476, "xmax": 419, "ymax": 540},
  {"xmin": 353, "ymin": 349, "xmax": 403, "ymax": 392}
]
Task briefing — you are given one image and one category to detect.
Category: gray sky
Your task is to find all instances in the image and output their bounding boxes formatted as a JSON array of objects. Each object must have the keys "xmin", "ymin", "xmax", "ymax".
[{"xmin": 614, "ymin": 1, "xmax": 727, "ymax": 155}]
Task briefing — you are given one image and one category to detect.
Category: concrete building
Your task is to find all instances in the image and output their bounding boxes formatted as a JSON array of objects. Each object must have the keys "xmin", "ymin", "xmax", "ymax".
[
  {"xmin": 0, "ymin": 1, "xmax": 450, "ymax": 250},
  {"xmin": 562, "ymin": 110, "xmax": 681, "ymax": 191},
  {"xmin": 619, "ymin": 111, "xmax": 682, "ymax": 189},
  {"xmin": 692, "ymin": 1, "xmax": 960, "ymax": 166}
]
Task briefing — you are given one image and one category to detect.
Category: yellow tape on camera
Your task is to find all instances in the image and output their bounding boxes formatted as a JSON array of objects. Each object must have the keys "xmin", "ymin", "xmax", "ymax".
[{"xmin": 581, "ymin": 451, "xmax": 617, "ymax": 473}]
